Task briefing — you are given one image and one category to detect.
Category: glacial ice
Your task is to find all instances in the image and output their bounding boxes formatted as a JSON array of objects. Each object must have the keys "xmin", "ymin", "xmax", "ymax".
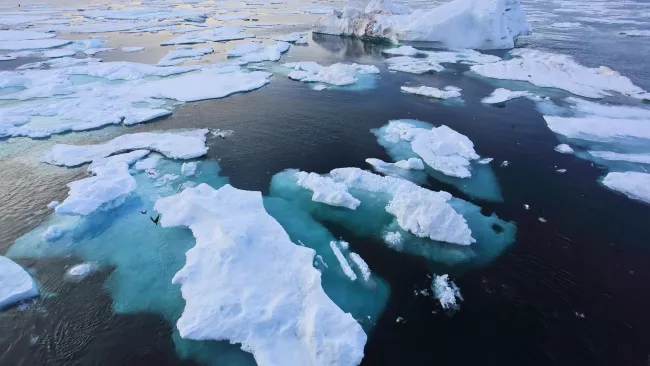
[
  {"xmin": 41, "ymin": 130, "xmax": 209, "ymax": 167},
  {"xmin": 0, "ymin": 256, "xmax": 39, "ymax": 310},
  {"xmin": 0, "ymin": 30, "xmax": 56, "ymax": 41},
  {"xmin": 401, "ymin": 85, "xmax": 462, "ymax": 100},
  {"xmin": 365, "ymin": 158, "xmax": 428, "ymax": 184},
  {"xmin": 602, "ymin": 172, "xmax": 650, "ymax": 204},
  {"xmin": 330, "ymin": 240, "xmax": 358, "ymax": 281},
  {"xmin": 66, "ymin": 262, "xmax": 98, "ymax": 280},
  {"xmin": 372, "ymin": 120, "xmax": 502, "ymax": 201},
  {"xmin": 270, "ymin": 168, "xmax": 516, "ymax": 266},
  {"xmin": 283, "ymin": 61, "xmax": 379, "ymax": 87},
  {"xmin": 42, "ymin": 48, "xmax": 77, "ymax": 58},
  {"xmin": 385, "ymin": 56, "xmax": 443, "ymax": 74},
  {"xmin": 382, "ymin": 46, "xmax": 422, "ymax": 56},
  {"xmin": 544, "ymin": 115, "xmax": 650, "ymax": 143},
  {"xmin": 589, "ymin": 151, "xmax": 650, "ymax": 165},
  {"xmin": 432, "ymin": 274, "xmax": 462, "ymax": 310},
  {"xmin": 481, "ymin": 88, "xmax": 532, "ymax": 104},
  {"xmin": 273, "ymin": 32, "xmax": 308, "ymax": 44},
  {"xmin": 313, "ymin": 0, "xmax": 531, "ymax": 49},
  {"xmin": 155, "ymin": 184, "xmax": 367, "ymax": 366},
  {"xmin": 181, "ymin": 162, "xmax": 198, "ymax": 176},
  {"xmin": 227, "ymin": 41, "xmax": 262, "ymax": 57},
  {"xmin": 471, "ymin": 49, "xmax": 650, "ymax": 100}
]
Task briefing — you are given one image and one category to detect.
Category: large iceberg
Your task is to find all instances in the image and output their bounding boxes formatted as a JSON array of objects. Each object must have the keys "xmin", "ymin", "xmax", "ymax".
[
  {"xmin": 155, "ymin": 184, "xmax": 367, "ymax": 366},
  {"xmin": 0, "ymin": 256, "xmax": 39, "ymax": 310},
  {"xmin": 313, "ymin": 0, "xmax": 531, "ymax": 49}
]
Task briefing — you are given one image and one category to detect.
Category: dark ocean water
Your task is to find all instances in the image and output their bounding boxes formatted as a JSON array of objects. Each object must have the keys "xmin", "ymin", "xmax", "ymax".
[{"xmin": 2, "ymin": 17, "xmax": 650, "ymax": 366}]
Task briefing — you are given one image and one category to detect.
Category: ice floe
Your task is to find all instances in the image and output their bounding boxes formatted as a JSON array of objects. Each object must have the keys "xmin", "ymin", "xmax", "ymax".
[
  {"xmin": 432, "ymin": 274, "xmax": 462, "ymax": 310},
  {"xmin": 122, "ymin": 46, "xmax": 145, "ymax": 53},
  {"xmin": 544, "ymin": 115, "xmax": 650, "ymax": 143},
  {"xmin": 401, "ymin": 85, "xmax": 461, "ymax": 100},
  {"xmin": 0, "ymin": 256, "xmax": 39, "ymax": 310},
  {"xmin": 554, "ymin": 144, "xmax": 574, "ymax": 154},
  {"xmin": 313, "ymin": 0, "xmax": 531, "ymax": 49},
  {"xmin": 161, "ymin": 27, "xmax": 254, "ymax": 45},
  {"xmin": 283, "ymin": 61, "xmax": 379, "ymax": 86},
  {"xmin": 602, "ymin": 172, "xmax": 650, "ymax": 204},
  {"xmin": 42, "ymin": 130, "xmax": 209, "ymax": 167},
  {"xmin": 273, "ymin": 32, "xmax": 308, "ymax": 44},
  {"xmin": 0, "ymin": 38, "xmax": 71, "ymax": 50},
  {"xmin": 295, "ymin": 171, "xmax": 360, "ymax": 210},
  {"xmin": 155, "ymin": 183, "xmax": 367, "ymax": 366},
  {"xmin": 588, "ymin": 151, "xmax": 650, "ymax": 165},
  {"xmin": 382, "ymin": 46, "xmax": 422, "ymax": 56},
  {"xmin": 66, "ymin": 262, "xmax": 98, "ymax": 280},
  {"xmin": 550, "ymin": 22, "xmax": 581, "ymax": 28},
  {"xmin": 157, "ymin": 46, "xmax": 214, "ymax": 66},
  {"xmin": 471, "ymin": 49, "xmax": 650, "ymax": 100},
  {"xmin": 481, "ymin": 88, "xmax": 533, "ymax": 104}
]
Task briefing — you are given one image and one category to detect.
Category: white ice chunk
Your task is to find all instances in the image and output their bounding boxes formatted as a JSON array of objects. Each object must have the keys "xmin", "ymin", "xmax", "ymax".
[
  {"xmin": 589, "ymin": 151, "xmax": 650, "ymax": 164},
  {"xmin": 132, "ymin": 69, "xmax": 271, "ymax": 102},
  {"xmin": 481, "ymin": 88, "xmax": 531, "ymax": 104},
  {"xmin": 56, "ymin": 162, "xmax": 137, "ymax": 216},
  {"xmin": 383, "ymin": 121, "xmax": 480, "ymax": 178},
  {"xmin": 295, "ymin": 171, "xmax": 361, "ymax": 210},
  {"xmin": 0, "ymin": 30, "xmax": 56, "ymax": 41},
  {"xmin": 385, "ymin": 56, "xmax": 443, "ymax": 74},
  {"xmin": 122, "ymin": 46, "xmax": 145, "ymax": 52},
  {"xmin": 554, "ymin": 144, "xmax": 574, "ymax": 154},
  {"xmin": 0, "ymin": 39, "xmax": 71, "ymax": 51},
  {"xmin": 471, "ymin": 49, "xmax": 650, "ymax": 100},
  {"xmin": 154, "ymin": 183, "xmax": 366, "ymax": 366},
  {"xmin": 382, "ymin": 46, "xmax": 422, "ymax": 56},
  {"xmin": 394, "ymin": 158, "xmax": 425, "ymax": 170},
  {"xmin": 401, "ymin": 85, "xmax": 461, "ymax": 99},
  {"xmin": 348, "ymin": 252, "xmax": 371, "ymax": 281},
  {"xmin": 42, "ymin": 48, "xmax": 77, "ymax": 58},
  {"xmin": 330, "ymin": 241, "xmax": 357, "ymax": 281},
  {"xmin": 602, "ymin": 172, "xmax": 650, "ymax": 204},
  {"xmin": 383, "ymin": 231, "xmax": 403, "ymax": 249},
  {"xmin": 66, "ymin": 262, "xmax": 98, "ymax": 280},
  {"xmin": 157, "ymin": 46, "xmax": 213, "ymax": 66},
  {"xmin": 227, "ymin": 41, "xmax": 262, "ymax": 57},
  {"xmin": 0, "ymin": 256, "xmax": 39, "ymax": 310},
  {"xmin": 181, "ymin": 162, "xmax": 198, "ymax": 176},
  {"xmin": 87, "ymin": 150, "xmax": 150, "ymax": 172},
  {"xmin": 432, "ymin": 274, "xmax": 462, "ymax": 309},
  {"xmin": 42, "ymin": 130, "xmax": 209, "ymax": 167},
  {"xmin": 313, "ymin": 0, "xmax": 531, "ymax": 49},
  {"xmin": 284, "ymin": 61, "xmax": 379, "ymax": 86},
  {"xmin": 273, "ymin": 32, "xmax": 308, "ymax": 44},
  {"xmin": 550, "ymin": 22, "xmax": 581, "ymax": 29}
]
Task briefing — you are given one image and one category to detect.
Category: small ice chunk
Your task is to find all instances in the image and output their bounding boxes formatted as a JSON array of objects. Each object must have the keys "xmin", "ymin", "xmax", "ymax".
[
  {"xmin": 551, "ymin": 22, "xmax": 581, "ymax": 29},
  {"xmin": 382, "ymin": 46, "xmax": 422, "ymax": 56},
  {"xmin": 157, "ymin": 46, "xmax": 213, "ymax": 66},
  {"xmin": 500, "ymin": 161, "xmax": 509, "ymax": 167},
  {"xmin": 401, "ymin": 85, "xmax": 461, "ymax": 99},
  {"xmin": 42, "ymin": 48, "xmax": 77, "ymax": 58},
  {"xmin": 383, "ymin": 231, "xmax": 404, "ymax": 249},
  {"xmin": 122, "ymin": 46, "xmax": 144, "ymax": 52},
  {"xmin": 181, "ymin": 162, "xmax": 198, "ymax": 176},
  {"xmin": 0, "ymin": 256, "xmax": 39, "ymax": 309},
  {"xmin": 284, "ymin": 61, "xmax": 379, "ymax": 86},
  {"xmin": 386, "ymin": 56, "xmax": 444, "ymax": 74},
  {"xmin": 313, "ymin": 84, "xmax": 327, "ymax": 91},
  {"xmin": 295, "ymin": 171, "xmax": 360, "ymax": 210},
  {"xmin": 66, "ymin": 262, "xmax": 98, "ymax": 280},
  {"xmin": 43, "ymin": 226, "xmax": 66, "ymax": 241},
  {"xmin": 47, "ymin": 200, "xmax": 60, "ymax": 209},
  {"xmin": 481, "ymin": 88, "xmax": 531, "ymax": 104},
  {"xmin": 602, "ymin": 172, "xmax": 650, "ymax": 204},
  {"xmin": 349, "ymin": 252, "xmax": 371, "ymax": 281},
  {"xmin": 556, "ymin": 169, "xmax": 567, "ymax": 173},
  {"xmin": 523, "ymin": 204, "xmax": 529, "ymax": 210},
  {"xmin": 330, "ymin": 241, "xmax": 357, "ymax": 281},
  {"xmin": 432, "ymin": 274, "xmax": 462, "ymax": 310},
  {"xmin": 477, "ymin": 157, "xmax": 493, "ymax": 164},
  {"xmin": 394, "ymin": 158, "xmax": 425, "ymax": 170},
  {"xmin": 554, "ymin": 144, "xmax": 574, "ymax": 154},
  {"xmin": 273, "ymin": 32, "xmax": 308, "ymax": 44}
]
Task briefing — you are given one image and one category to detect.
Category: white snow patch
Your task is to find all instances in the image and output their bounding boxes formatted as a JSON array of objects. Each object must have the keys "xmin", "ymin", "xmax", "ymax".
[
  {"xmin": 154, "ymin": 183, "xmax": 366, "ymax": 366},
  {"xmin": 554, "ymin": 144, "xmax": 574, "ymax": 154},
  {"xmin": 122, "ymin": 46, "xmax": 145, "ymax": 53},
  {"xmin": 383, "ymin": 231, "xmax": 403, "ymax": 249},
  {"xmin": 330, "ymin": 241, "xmax": 357, "ymax": 281},
  {"xmin": 348, "ymin": 252, "xmax": 371, "ymax": 281}
]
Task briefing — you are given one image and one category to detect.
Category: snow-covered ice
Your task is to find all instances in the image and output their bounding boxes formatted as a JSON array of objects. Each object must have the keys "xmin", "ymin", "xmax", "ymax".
[
  {"xmin": 154, "ymin": 183, "xmax": 367, "ymax": 366},
  {"xmin": 550, "ymin": 22, "xmax": 581, "ymax": 29},
  {"xmin": 0, "ymin": 38, "xmax": 71, "ymax": 50},
  {"xmin": 295, "ymin": 171, "xmax": 360, "ymax": 210},
  {"xmin": 161, "ymin": 27, "xmax": 254, "ymax": 45},
  {"xmin": 348, "ymin": 252, "xmax": 371, "ymax": 281},
  {"xmin": 181, "ymin": 162, "xmax": 198, "ymax": 176},
  {"xmin": 43, "ymin": 226, "xmax": 67, "ymax": 241},
  {"xmin": 544, "ymin": 115, "xmax": 650, "ymax": 143},
  {"xmin": 589, "ymin": 151, "xmax": 650, "ymax": 165},
  {"xmin": 313, "ymin": 0, "xmax": 531, "ymax": 49},
  {"xmin": 122, "ymin": 46, "xmax": 145, "ymax": 53},
  {"xmin": 385, "ymin": 56, "xmax": 443, "ymax": 74},
  {"xmin": 383, "ymin": 231, "xmax": 403, "ymax": 249},
  {"xmin": 42, "ymin": 130, "xmax": 209, "ymax": 167},
  {"xmin": 401, "ymin": 85, "xmax": 461, "ymax": 99},
  {"xmin": 481, "ymin": 88, "xmax": 532, "ymax": 104},
  {"xmin": 471, "ymin": 49, "xmax": 650, "ymax": 100},
  {"xmin": 0, "ymin": 30, "xmax": 56, "ymax": 41},
  {"xmin": 0, "ymin": 256, "xmax": 39, "ymax": 310},
  {"xmin": 555, "ymin": 144, "xmax": 574, "ymax": 154},
  {"xmin": 432, "ymin": 274, "xmax": 462, "ymax": 310},
  {"xmin": 273, "ymin": 32, "xmax": 308, "ymax": 44},
  {"xmin": 602, "ymin": 172, "xmax": 650, "ymax": 204},
  {"xmin": 382, "ymin": 46, "xmax": 422, "ymax": 56},
  {"xmin": 157, "ymin": 46, "xmax": 213, "ymax": 66},
  {"xmin": 283, "ymin": 61, "xmax": 379, "ymax": 86}
]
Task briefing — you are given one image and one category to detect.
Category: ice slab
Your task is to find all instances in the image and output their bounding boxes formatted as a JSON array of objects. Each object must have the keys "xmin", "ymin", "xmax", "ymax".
[
  {"xmin": 544, "ymin": 115, "xmax": 650, "ymax": 143},
  {"xmin": 181, "ymin": 162, "xmax": 198, "ymax": 176},
  {"xmin": 602, "ymin": 172, "xmax": 650, "ymax": 204},
  {"xmin": 42, "ymin": 130, "xmax": 209, "ymax": 167},
  {"xmin": 481, "ymin": 88, "xmax": 532, "ymax": 104},
  {"xmin": 133, "ymin": 69, "xmax": 271, "ymax": 102},
  {"xmin": 0, "ymin": 38, "xmax": 71, "ymax": 50},
  {"xmin": 401, "ymin": 85, "xmax": 461, "ymax": 99},
  {"xmin": 66, "ymin": 262, "xmax": 98, "ymax": 280},
  {"xmin": 283, "ymin": 61, "xmax": 379, "ymax": 87},
  {"xmin": 273, "ymin": 32, "xmax": 308, "ymax": 44},
  {"xmin": 471, "ymin": 49, "xmax": 650, "ymax": 100},
  {"xmin": 382, "ymin": 46, "xmax": 422, "ymax": 56},
  {"xmin": 161, "ymin": 27, "xmax": 254, "ymax": 45},
  {"xmin": 157, "ymin": 46, "xmax": 213, "ymax": 66},
  {"xmin": 155, "ymin": 184, "xmax": 367, "ymax": 366},
  {"xmin": 0, "ymin": 256, "xmax": 39, "ymax": 310},
  {"xmin": 295, "ymin": 171, "xmax": 361, "ymax": 210},
  {"xmin": 554, "ymin": 144, "xmax": 574, "ymax": 154},
  {"xmin": 372, "ymin": 119, "xmax": 502, "ymax": 201},
  {"xmin": 589, "ymin": 151, "xmax": 650, "ymax": 165},
  {"xmin": 313, "ymin": 0, "xmax": 531, "ymax": 49}
]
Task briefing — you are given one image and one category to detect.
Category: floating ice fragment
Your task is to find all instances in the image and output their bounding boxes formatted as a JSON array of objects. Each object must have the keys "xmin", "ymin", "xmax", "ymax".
[
  {"xmin": 382, "ymin": 46, "xmax": 422, "ymax": 56},
  {"xmin": 157, "ymin": 46, "xmax": 213, "ymax": 66},
  {"xmin": 602, "ymin": 172, "xmax": 650, "ymax": 204},
  {"xmin": 556, "ymin": 169, "xmax": 567, "ymax": 173},
  {"xmin": 0, "ymin": 39, "xmax": 71, "ymax": 50},
  {"xmin": 432, "ymin": 274, "xmax": 462, "ymax": 310},
  {"xmin": 554, "ymin": 144, "xmax": 574, "ymax": 154},
  {"xmin": 538, "ymin": 217, "xmax": 547, "ymax": 223},
  {"xmin": 0, "ymin": 30, "xmax": 56, "ymax": 41},
  {"xmin": 401, "ymin": 85, "xmax": 461, "ymax": 99},
  {"xmin": 481, "ymin": 88, "xmax": 532, "ymax": 104},
  {"xmin": 295, "ymin": 171, "xmax": 360, "ymax": 210},
  {"xmin": 0, "ymin": 256, "xmax": 39, "ymax": 310},
  {"xmin": 330, "ymin": 241, "xmax": 357, "ymax": 281},
  {"xmin": 181, "ymin": 162, "xmax": 198, "ymax": 176},
  {"xmin": 500, "ymin": 161, "xmax": 509, "ymax": 167},
  {"xmin": 386, "ymin": 56, "xmax": 443, "ymax": 74},
  {"xmin": 155, "ymin": 183, "xmax": 367, "ymax": 366},
  {"xmin": 43, "ymin": 226, "xmax": 66, "ymax": 241},
  {"xmin": 588, "ymin": 151, "xmax": 650, "ymax": 165}
]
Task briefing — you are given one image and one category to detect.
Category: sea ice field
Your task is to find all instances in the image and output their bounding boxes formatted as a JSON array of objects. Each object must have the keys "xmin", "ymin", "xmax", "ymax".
[{"xmin": 1, "ymin": 0, "xmax": 650, "ymax": 365}]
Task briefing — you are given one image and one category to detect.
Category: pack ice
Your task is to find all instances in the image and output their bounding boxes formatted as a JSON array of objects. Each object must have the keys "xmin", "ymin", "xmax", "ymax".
[
  {"xmin": 313, "ymin": 0, "xmax": 531, "ymax": 49},
  {"xmin": 155, "ymin": 184, "xmax": 367, "ymax": 366},
  {"xmin": 0, "ymin": 256, "xmax": 39, "ymax": 310}
]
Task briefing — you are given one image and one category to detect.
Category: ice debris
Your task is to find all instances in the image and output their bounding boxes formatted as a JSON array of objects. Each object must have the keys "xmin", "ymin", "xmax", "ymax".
[
  {"xmin": 295, "ymin": 171, "xmax": 361, "ymax": 210},
  {"xmin": 481, "ymin": 88, "xmax": 533, "ymax": 104},
  {"xmin": 432, "ymin": 274, "xmax": 462, "ymax": 310}
]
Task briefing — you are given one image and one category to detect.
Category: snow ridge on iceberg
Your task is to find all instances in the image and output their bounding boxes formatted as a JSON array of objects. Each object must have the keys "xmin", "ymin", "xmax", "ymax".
[{"xmin": 154, "ymin": 183, "xmax": 367, "ymax": 366}]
